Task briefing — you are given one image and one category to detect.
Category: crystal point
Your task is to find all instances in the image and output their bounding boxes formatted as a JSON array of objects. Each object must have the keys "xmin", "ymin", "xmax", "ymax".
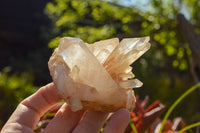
[{"xmin": 48, "ymin": 36, "xmax": 150, "ymax": 112}]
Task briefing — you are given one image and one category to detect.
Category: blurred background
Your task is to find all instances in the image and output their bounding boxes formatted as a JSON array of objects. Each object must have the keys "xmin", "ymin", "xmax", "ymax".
[{"xmin": 0, "ymin": 0, "xmax": 200, "ymax": 130}]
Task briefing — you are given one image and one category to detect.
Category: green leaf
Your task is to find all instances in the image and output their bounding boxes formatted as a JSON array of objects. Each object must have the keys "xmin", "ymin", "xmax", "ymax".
[{"xmin": 159, "ymin": 83, "xmax": 200, "ymax": 133}]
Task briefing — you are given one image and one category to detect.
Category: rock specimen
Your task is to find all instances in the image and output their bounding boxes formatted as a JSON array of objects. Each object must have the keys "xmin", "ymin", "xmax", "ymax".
[{"xmin": 48, "ymin": 37, "xmax": 151, "ymax": 112}]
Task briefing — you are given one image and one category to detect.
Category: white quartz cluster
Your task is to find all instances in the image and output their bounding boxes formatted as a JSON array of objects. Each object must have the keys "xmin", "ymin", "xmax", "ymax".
[{"xmin": 48, "ymin": 37, "xmax": 150, "ymax": 112}]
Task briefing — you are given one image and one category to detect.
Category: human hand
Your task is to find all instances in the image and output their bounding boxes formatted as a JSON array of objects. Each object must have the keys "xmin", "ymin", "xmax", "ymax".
[{"xmin": 1, "ymin": 83, "xmax": 130, "ymax": 133}]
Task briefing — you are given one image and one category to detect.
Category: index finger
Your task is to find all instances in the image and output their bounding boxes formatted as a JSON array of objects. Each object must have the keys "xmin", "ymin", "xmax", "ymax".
[{"xmin": 5, "ymin": 83, "xmax": 62, "ymax": 129}]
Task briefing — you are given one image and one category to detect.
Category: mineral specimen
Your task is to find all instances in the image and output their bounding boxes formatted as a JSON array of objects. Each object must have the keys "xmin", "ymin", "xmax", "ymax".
[{"xmin": 48, "ymin": 37, "xmax": 151, "ymax": 112}]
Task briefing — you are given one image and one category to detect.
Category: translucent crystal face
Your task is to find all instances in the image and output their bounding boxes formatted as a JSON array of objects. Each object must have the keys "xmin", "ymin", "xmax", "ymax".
[{"xmin": 48, "ymin": 37, "xmax": 150, "ymax": 112}]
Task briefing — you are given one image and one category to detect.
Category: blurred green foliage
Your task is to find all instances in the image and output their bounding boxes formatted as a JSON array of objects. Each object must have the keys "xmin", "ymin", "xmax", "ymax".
[
  {"xmin": 0, "ymin": 67, "xmax": 37, "ymax": 127},
  {"xmin": 45, "ymin": 0, "xmax": 142, "ymax": 45},
  {"xmin": 44, "ymin": 0, "xmax": 194, "ymax": 71}
]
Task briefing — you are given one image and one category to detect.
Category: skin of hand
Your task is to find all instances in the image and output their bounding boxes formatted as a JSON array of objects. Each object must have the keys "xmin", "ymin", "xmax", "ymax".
[{"xmin": 1, "ymin": 83, "xmax": 130, "ymax": 133}]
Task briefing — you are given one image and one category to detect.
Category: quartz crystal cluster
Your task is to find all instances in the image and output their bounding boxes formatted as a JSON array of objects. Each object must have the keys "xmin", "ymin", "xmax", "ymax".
[{"xmin": 48, "ymin": 37, "xmax": 151, "ymax": 112}]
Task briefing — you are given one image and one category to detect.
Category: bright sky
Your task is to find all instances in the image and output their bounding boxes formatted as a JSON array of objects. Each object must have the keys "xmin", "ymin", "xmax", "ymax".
[
  {"xmin": 117, "ymin": 0, "xmax": 154, "ymax": 11},
  {"xmin": 106, "ymin": 0, "xmax": 153, "ymax": 11},
  {"xmin": 105, "ymin": 0, "xmax": 190, "ymax": 19}
]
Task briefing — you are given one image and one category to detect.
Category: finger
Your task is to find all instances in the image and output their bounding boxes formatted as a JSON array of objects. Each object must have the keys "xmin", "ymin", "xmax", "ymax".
[
  {"xmin": 4, "ymin": 83, "xmax": 62, "ymax": 129},
  {"xmin": 72, "ymin": 111, "xmax": 109, "ymax": 133},
  {"xmin": 1, "ymin": 123, "xmax": 34, "ymax": 133},
  {"xmin": 43, "ymin": 103, "xmax": 85, "ymax": 133},
  {"xmin": 102, "ymin": 109, "xmax": 130, "ymax": 133}
]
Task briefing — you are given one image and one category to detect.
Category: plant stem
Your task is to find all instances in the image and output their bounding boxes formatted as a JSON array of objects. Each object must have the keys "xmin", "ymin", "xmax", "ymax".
[
  {"xmin": 178, "ymin": 122, "xmax": 200, "ymax": 133},
  {"xmin": 158, "ymin": 83, "xmax": 200, "ymax": 133},
  {"xmin": 130, "ymin": 121, "xmax": 138, "ymax": 133}
]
